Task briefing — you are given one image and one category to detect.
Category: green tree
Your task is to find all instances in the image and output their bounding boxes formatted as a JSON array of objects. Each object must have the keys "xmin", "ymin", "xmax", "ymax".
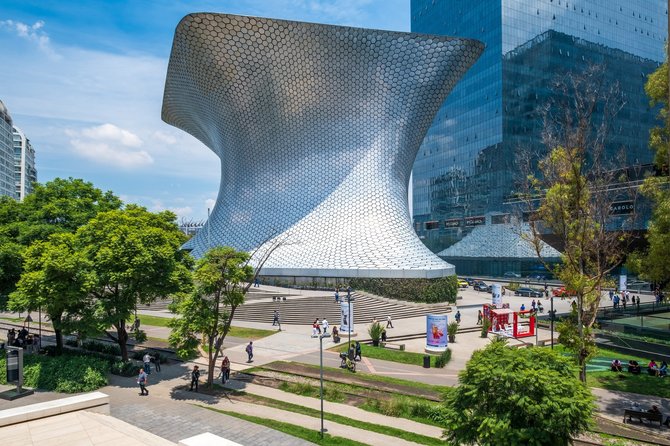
[
  {"xmin": 521, "ymin": 66, "xmax": 630, "ymax": 382},
  {"xmin": 442, "ymin": 340, "xmax": 594, "ymax": 446},
  {"xmin": 77, "ymin": 206, "xmax": 191, "ymax": 361},
  {"xmin": 169, "ymin": 234, "xmax": 288, "ymax": 388},
  {"xmin": 628, "ymin": 61, "xmax": 670, "ymax": 288},
  {"xmin": 169, "ymin": 247, "xmax": 253, "ymax": 388},
  {"xmin": 8, "ymin": 233, "xmax": 94, "ymax": 353},
  {"xmin": 0, "ymin": 178, "xmax": 121, "ymax": 307}
]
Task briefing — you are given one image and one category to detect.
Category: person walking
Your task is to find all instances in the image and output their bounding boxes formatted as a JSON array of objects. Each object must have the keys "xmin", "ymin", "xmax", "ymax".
[
  {"xmin": 272, "ymin": 309, "xmax": 280, "ymax": 326},
  {"xmin": 386, "ymin": 315, "xmax": 394, "ymax": 328},
  {"xmin": 143, "ymin": 352, "xmax": 152, "ymax": 375},
  {"xmin": 455, "ymin": 310, "xmax": 461, "ymax": 324},
  {"xmin": 354, "ymin": 341, "xmax": 362, "ymax": 361},
  {"xmin": 189, "ymin": 365, "xmax": 200, "ymax": 392},
  {"xmin": 246, "ymin": 341, "xmax": 254, "ymax": 363},
  {"xmin": 477, "ymin": 310, "xmax": 483, "ymax": 325},
  {"xmin": 137, "ymin": 368, "xmax": 148, "ymax": 396},
  {"xmin": 221, "ymin": 355, "xmax": 231, "ymax": 384},
  {"xmin": 321, "ymin": 318, "xmax": 329, "ymax": 334},
  {"xmin": 335, "ymin": 289, "xmax": 340, "ymax": 304}
]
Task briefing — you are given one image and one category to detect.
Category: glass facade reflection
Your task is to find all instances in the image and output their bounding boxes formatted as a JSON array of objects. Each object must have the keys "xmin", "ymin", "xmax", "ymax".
[{"xmin": 411, "ymin": 0, "xmax": 666, "ymax": 254}]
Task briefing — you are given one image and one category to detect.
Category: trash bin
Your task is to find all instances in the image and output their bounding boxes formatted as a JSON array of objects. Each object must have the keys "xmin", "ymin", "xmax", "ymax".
[{"xmin": 423, "ymin": 355, "xmax": 430, "ymax": 368}]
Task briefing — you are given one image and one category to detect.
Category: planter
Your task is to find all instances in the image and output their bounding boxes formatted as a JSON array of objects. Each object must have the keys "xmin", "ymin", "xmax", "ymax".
[
  {"xmin": 372, "ymin": 339, "xmax": 380, "ymax": 347},
  {"xmin": 448, "ymin": 335, "xmax": 455, "ymax": 343}
]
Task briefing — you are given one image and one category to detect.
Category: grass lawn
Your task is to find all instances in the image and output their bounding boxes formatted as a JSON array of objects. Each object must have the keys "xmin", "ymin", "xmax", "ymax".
[
  {"xmin": 132, "ymin": 314, "xmax": 172, "ymax": 327},
  {"xmin": 587, "ymin": 371, "xmax": 670, "ymax": 399},
  {"xmin": 331, "ymin": 343, "xmax": 449, "ymax": 368},
  {"xmin": 241, "ymin": 392, "xmax": 444, "ymax": 445},
  {"xmin": 199, "ymin": 405, "xmax": 368, "ymax": 446},
  {"xmin": 283, "ymin": 361, "xmax": 452, "ymax": 394}
]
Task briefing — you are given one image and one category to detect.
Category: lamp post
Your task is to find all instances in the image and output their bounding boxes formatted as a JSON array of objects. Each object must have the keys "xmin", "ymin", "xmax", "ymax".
[
  {"xmin": 318, "ymin": 332, "xmax": 330, "ymax": 438},
  {"xmin": 550, "ymin": 296, "xmax": 555, "ymax": 349},
  {"xmin": 347, "ymin": 287, "xmax": 352, "ymax": 349}
]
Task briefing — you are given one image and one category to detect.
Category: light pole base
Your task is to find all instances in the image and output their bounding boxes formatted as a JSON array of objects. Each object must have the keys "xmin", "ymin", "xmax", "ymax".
[{"xmin": 424, "ymin": 346, "xmax": 447, "ymax": 354}]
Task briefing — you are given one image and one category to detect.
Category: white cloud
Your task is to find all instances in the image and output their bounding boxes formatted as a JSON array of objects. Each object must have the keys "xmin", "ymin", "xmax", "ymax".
[
  {"xmin": 0, "ymin": 19, "xmax": 59, "ymax": 58},
  {"xmin": 152, "ymin": 130, "xmax": 178, "ymax": 145},
  {"xmin": 205, "ymin": 198, "xmax": 216, "ymax": 212},
  {"xmin": 66, "ymin": 124, "xmax": 153, "ymax": 169}
]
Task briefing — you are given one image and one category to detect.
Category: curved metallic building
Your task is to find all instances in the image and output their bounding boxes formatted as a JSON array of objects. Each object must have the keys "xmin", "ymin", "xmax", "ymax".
[{"xmin": 162, "ymin": 13, "xmax": 483, "ymax": 278}]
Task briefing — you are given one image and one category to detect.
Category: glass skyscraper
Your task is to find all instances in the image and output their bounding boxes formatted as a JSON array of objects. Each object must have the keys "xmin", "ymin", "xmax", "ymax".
[
  {"xmin": 0, "ymin": 100, "xmax": 15, "ymax": 198},
  {"xmin": 411, "ymin": 0, "xmax": 666, "ymax": 254}
]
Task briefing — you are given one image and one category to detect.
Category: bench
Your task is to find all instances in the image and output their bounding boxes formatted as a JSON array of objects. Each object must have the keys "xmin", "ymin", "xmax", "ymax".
[
  {"xmin": 623, "ymin": 409, "xmax": 663, "ymax": 426},
  {"xmin": 382, "ymin": 342, "xmax": 405, "ymax": 351}
]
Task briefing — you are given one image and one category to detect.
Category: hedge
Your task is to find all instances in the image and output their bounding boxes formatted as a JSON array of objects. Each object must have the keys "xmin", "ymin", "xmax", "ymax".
[
  {"xmin": 0, "ymin": 350, "xmax": 108, "ymax": 393},
  {"xmin": 348, "ymin": 276, "xmax": 458, "ymax": 304}
]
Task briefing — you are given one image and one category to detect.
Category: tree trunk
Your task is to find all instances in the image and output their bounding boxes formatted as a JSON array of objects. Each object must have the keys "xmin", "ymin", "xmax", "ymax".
[
  {"xmin": 116, "ymin": 324, "xmax": 129, "ymax": 361},
  {"xmin": 55, "ymin": 328, "xmax": 63, "ymax": 355}
]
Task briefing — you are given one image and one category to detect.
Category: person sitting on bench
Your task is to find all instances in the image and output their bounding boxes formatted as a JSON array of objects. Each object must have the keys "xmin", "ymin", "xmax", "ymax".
[
  {"xmin": 648, "ymin": 359, "xmax": 660, "ymax": 377},
  {"xmin": 611, "ymin": 359, "xmax": 623, "ymax": 372}
]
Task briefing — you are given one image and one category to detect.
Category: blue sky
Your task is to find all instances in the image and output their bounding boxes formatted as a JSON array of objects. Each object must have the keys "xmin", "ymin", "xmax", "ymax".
[{"xmin": 0, "ymin": 0, "xmax": 409, "ymax": 222}]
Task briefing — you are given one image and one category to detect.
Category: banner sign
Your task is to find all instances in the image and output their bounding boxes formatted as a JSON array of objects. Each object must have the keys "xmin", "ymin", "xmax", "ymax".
[
  {"xmin": 465, "ymin": 216, "xmax": 485, "ymax": 226},
  {"xmin": 491, "ymin": 283, "xmax": 502, "ymax": 306},
  {"xmin": 426, "ymin": 314, "xmax": 448, "ymax": 348},
  {"xmin": 610, "ymin": 201, "xmax": 634, "ymax": 216},
  {"xmin": 619, "ymin": 275, "xmax": 627, "ymax": 292},
  {"xmin": 340, "ymin": 302, "xmax": 353, "ymax": 332},
  {"xmin": 444, "ymin": 219, "xmax": 461, "ymax": 228}
]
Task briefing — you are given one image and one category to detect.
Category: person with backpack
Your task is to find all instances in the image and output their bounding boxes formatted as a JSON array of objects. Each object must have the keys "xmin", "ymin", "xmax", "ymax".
[{"xmin": 246, "ymin": 341, "xmax": 254, "ymax": 362}]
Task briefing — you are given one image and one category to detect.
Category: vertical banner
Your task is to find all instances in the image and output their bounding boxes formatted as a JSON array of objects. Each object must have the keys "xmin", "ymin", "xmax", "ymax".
[
  {"xmin": 340, "ymin": 302, "xmax": 354, "ymax": 332},
  {"xmin": 426, "ymin": 314, "xmax": 448, "ymax": 348},
  {"xmin": 491, "ymin": 283, "xmax": 502, "ymax": 306},
  {"xmin": 619, "ymin": 275, "xmax": 627, "ymax": 292}
]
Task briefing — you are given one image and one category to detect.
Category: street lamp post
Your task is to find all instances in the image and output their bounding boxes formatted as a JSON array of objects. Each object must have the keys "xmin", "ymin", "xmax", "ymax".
[
  {"xmin": 347, "ymin": 287, "xmax": 352, "ymax": 349},
  {"xmin": 318, "ymin": 332, "xmax": 331, "ymax": 439},
  {"xmin": 550, "ymin": 296, "xmax": 555, "ymax": 349}
]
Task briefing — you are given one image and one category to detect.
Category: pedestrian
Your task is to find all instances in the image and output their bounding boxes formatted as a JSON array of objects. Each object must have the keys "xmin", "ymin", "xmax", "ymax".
[
  {"xmin": 520, "ymin": 304, "xmax": 526, "ymax": 312},
  {"xmin": 335, "ymin": 289, "xmax": 339, "ymax": 304},
  {"xmin": 455, "ymin": 311, "xmax": 461, "ymax": 324},
  {"xmin": 531, "ymin": 299, "xmax": 536, "ymax": 311},
  {"xmin": 381, "ymin": 328, "xmax": 387, "ymax": 343},
  {"xmin": 477, "ymin": 310, "xmax": 483, "ymax": 325},
  {"xmin": 354, "ymin": 341, "xmax": 362, "ymax": 361},
  {"xmin": 153, "ymin": 353, "xmax": 161, "ymax": 372},
  {"xmin": 137, "ymin": 368, "xmax": 148, "ymax": 396},
  {"xmin": 143, "ymin": 352, "xmax": 152, "ymax": 375},
  {"xmin": 332, "ymin": 326, "xmax": 340, "ymax": 343},
  {"xmin": 347, "ymin": 286, "xmax": 352, "ymax": 301},
  {"xmin": 313, "ymin": 318, "xmax": 321, "ymax": 335},
  {"xmin": 190, "ymin": 365, "xmax": 200, "ymax": 392},
  {"xmin": 609, "ymin": 290, "xmax": 614, "ymax": 300},
  {"xmin": 272, "ymin": 309, "xmax": 280, "ymax": 326},
  {"xmin": 622, "ymin": 298, "xmax": 627, "ymax": 310},
  {"xmin": 321, "ymin": 318, "xmax": 329, "ymax": 334},
  {"xmin": 386, "ymin": 315, "xmax": 394, "ymax": 328},
  {"xmin": 133, "ymin": 317, "xmax": 141, "ymax": 331},
  {"xmin": 221, "ymin": 355, "xmax": 231, "ymax": 384},
  {"xmin": 254, "ymin": 277, "xmax": 259, "ymax": 287},
  {"xmin": 246, "ymin": 341, "xmax": 254, "ymax": 363}
]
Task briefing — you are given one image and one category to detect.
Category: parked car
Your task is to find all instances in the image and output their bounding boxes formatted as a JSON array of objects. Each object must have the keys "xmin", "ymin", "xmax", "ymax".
[
  {"xmin": 465, "ymin": 277, "xmax": 477, "ymax": 286},
  {"xmin": 503, "ymin": 272, "xmax": 521, "ymax": 278},
  {"xmin": 527, "ymin": 274, "xmax": 548, "ymax": 281},
  {"xmin": 458, "ymin": 279, "xmax": 469, "ymax": 288},
  {"xmin": 514, "ymin": 287, "xmax": 543, "ymax": 297},
  {"xmin": 552, "ymin": 286, "xmax": 574, "ymax": 297},
  {"xmin": 474, "ymin": 281, "xmax": 491, "ymax": 292}
]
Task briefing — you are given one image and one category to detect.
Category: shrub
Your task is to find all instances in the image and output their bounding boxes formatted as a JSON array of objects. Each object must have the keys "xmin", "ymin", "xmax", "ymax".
[
  {"xmin": 81, "ymin": 340, "xmax": 121, "ymax": 356},
  {"xmin": 368, "ymin": 322, "xmax": 384, "ymax": 343},
  {"xmin": 349, "ymin": 276, "xmax": 458, "ymax": 304},
  {"xmin": 481, "ymin": 318, "xmax": 491, "ymax": 338},
  {"xmin": 0, "ymin": 351, "xmax": 107, "ymax": 393},
  {"xmin": 447, "ymin": 321, "xmax": 459, "ymax": 342},
  {"xmin": 507, "ymin": 282, "xmax": 521, "ymax": 291},
  {"xmin": 110, "ymin": 360, "xmax": 140, "ymax": 377},
  {"xmin": 434, "ymin": 349, "xmax": 452, "ymax": 368}
]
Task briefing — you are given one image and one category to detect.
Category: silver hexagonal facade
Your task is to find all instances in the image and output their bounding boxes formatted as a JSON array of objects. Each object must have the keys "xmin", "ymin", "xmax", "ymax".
[{"xmin": 162, "ymin": 13, "xmax": 483, "ymax": 279}]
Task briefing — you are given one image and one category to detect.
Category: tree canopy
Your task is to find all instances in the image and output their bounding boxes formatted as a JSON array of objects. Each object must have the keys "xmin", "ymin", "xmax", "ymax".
[
  {"xmin": 169, "ymin": 246, "xmax": 253, "ymax": 387},
  {"xmin": 79, "ymin": 205, "xmax": 192, "ymax": 361},
  {"xmin": 441, "ymin": 340, "xmax": 594, "ymax": 446}
]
